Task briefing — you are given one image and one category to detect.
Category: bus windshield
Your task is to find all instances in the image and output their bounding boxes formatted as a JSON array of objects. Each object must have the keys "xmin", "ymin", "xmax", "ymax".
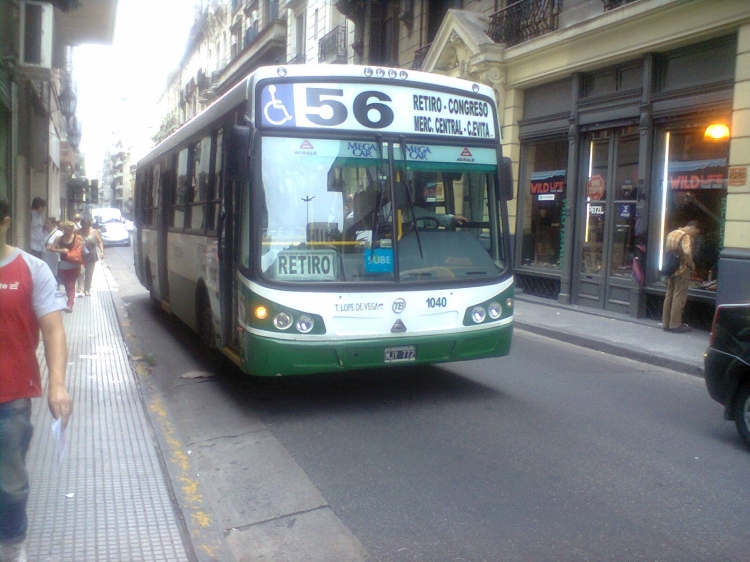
[{"xmin": 260, "ymin": 136, "xmax": 504, "ymax": 284}]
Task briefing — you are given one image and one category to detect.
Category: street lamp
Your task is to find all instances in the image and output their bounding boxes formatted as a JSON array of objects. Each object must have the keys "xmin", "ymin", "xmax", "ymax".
[
  {"xmin": 59, "ymin": 81, "xmax": 77, "ymax": 121},
  {"xmin": 67, "ymin": 117, "xmax": 81, "ymax": 151}
]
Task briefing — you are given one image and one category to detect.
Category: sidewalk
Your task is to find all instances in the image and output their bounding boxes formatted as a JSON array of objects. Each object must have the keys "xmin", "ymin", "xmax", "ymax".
[
  {"xmin": 513, "ymin": 292, "xmax": 708, "ymax": 376},
  {"xmin": 25, "ymin": 265, "xmax": 197, "ymax": 562}
]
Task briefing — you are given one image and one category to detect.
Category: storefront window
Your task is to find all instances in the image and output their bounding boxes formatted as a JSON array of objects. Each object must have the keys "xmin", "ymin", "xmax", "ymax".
[
  {"xmin": 520, "ymin": 139, "xmax": 567, "ymax": 269},
  {"xmin": 659, "ymin": 124, "xmax": 728, "ymax": 292}
]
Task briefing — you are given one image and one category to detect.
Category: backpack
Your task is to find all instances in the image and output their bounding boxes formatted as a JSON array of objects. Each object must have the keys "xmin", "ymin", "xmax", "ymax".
[{"xmin": 660, "ymin": 232, "xmax": 686, "ymax": 277}]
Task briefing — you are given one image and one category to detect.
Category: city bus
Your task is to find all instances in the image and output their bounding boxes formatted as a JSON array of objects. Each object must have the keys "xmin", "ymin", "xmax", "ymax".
[{"xmin": 134, "ymin": 64, "xmax": 514, "ymax": 376}]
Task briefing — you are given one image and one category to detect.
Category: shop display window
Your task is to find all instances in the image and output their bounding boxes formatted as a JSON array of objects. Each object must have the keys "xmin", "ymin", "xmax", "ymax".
[
  {"xmin": 658, "ymin": 123, "xmax": 728, "ymax": 292},
  {"xmin": 520, "ymin": 139, "xmax": 567, "ymax": 269}
]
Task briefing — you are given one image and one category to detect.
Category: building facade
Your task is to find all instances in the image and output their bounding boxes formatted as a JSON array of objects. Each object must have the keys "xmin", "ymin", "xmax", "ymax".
[
  {"xmin": 154, "ymin": 0, "xmax": 351, "ymax": 144},
  {"xmin": 0, "ymin": 0, "xmax": 117, "ymax": 245}
]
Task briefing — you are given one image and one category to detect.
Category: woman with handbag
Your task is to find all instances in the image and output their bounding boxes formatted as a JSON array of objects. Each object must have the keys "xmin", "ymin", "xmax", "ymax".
[
  {"xmin": 50, "ymin": 221, "xmax": 84, "ymax": 312},
  {"xmin": 41, "ymin": 217, "xmax": 62, "ymax": 279},
  {"xmin": 79, "ymin": 218, "xmax": 104, "ymax": 296}
]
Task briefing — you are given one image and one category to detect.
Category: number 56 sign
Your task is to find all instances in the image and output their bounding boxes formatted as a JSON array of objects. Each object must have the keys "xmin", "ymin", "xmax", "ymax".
[{"xmin": 258, "ymin": 82, "xmax": 496, "ymax": 139}]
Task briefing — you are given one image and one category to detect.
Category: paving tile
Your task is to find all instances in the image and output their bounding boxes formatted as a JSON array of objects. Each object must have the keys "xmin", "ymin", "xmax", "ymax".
[{"xmin": 25, "ymin": 268, "xmax": 190, "ymax": 562}]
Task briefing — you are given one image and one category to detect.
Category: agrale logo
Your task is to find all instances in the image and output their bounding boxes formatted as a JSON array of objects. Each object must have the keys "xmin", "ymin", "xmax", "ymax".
[{"xmin": 295, "ymin": 140, "xmax": 317, "ymax": 155}]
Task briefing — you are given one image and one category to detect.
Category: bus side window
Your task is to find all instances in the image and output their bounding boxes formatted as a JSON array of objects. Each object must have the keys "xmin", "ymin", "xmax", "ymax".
[
  {"xmin": 140, "ymin": 170, "xmax": 148, "ymax": 227},
  {"xmin": 208, "ymin": 129, "xmax": 223, "ymax": 233},
  {"xmin": 151, "ymin": 165, "xmax": 160, "ymax": 227},
  {"xmin": 161, "ymin": 154, "xmax": 175, "ymax": 228},
  {"xmin": 174, "ymin": 148, "xmax": 189, "ymax": 229},
  {"xmin": 189, "ymin": 135, "xmax": 211, "ymax": 231}
]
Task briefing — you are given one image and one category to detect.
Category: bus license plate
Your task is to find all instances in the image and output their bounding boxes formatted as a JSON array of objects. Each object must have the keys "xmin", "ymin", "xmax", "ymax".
[{"xmin": 384, "ymin": 346, "xmax": 416, "ymax": 363}]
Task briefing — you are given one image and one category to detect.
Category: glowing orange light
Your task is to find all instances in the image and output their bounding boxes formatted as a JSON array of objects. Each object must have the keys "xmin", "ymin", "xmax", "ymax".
[
  {"xmin": 704, "ymin": 123, "xmax": 730, "ymax": 140},
  {"xmin": 254, "ymin": 306, "xmax": 268, "ymax": 319}
]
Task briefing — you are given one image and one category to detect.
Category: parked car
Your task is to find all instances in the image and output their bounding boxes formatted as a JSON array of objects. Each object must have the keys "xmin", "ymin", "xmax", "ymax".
[
  {"xmin": 91, "ymin": 207, "xmax": 122, "ymax": 225},
  {"xmin": 704, "ymin": 303, "xmax": 750, "ymax": 447},
  {"xmin": 99, "ymin": 219, "xmax": 131, "ymax": 247}
]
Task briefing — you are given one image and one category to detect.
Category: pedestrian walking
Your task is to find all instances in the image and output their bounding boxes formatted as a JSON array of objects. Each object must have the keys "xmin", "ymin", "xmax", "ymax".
[
  {"xmin": 0, "ymin": 197, "xmax": 72, "ymax": 562},
  {"xmin": 662, "ymin": 220, "xmax": 701, "ymax": 333},
  {"xmin": 49, "ymin": 221, "xmax": 84, "ymax": 312},
  {"xmin": 78, "ymin": 218, "xmax": 104, "ymax": 296},
  {"xmin": 28, "ymin": 198, "xmax": 47, "ymax": 259},
  {"xmin": 41, "ymin": 217, "xmax": 62, "ymax": 279}
]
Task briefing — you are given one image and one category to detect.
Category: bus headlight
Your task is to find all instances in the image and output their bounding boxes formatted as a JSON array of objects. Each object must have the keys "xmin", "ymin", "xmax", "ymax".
[
  {"xmin": 296, "ymin": 315, "xmax": 314, "ymax": 333},
  {"xmin": 254, "ymin": 305, "xmax": 268, "ymax": 320},
  {"xmin": 471, "ymin": 306, "xmax": 486, "ymax": 324},
  {"xmin": 273, "ymin": 311, "xmax": 293, "ymax": 330},
  {"xmin": 487, "ymin": 301, "xmax": 502, "ymax": 319}
]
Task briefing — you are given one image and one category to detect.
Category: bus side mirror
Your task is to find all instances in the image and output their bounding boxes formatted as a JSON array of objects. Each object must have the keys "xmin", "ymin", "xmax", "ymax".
[
  {"xmin": 226, "ymin": 126, "xmax": 252, "ymax": 181},
  {"xmin": 498, "ymin": 157, "xmax": 514, "ymax": 201}
]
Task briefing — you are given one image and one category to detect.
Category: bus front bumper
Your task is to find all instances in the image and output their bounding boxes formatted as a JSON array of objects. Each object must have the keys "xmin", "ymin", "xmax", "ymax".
[{"xmin": 240, "ymin": 323, "xmax": 513, "ymax": 377}]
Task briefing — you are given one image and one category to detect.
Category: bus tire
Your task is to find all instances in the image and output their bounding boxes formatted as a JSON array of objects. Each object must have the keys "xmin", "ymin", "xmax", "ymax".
[{"xmin": 197, "ymin": 288, "xmax": 216, "ymax": 351}]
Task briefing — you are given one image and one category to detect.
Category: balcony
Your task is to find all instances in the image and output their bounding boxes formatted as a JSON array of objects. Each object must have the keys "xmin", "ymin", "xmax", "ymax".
[
  {"xmin": 488, "ymin": 0, "xmax": 561, "ymax": 48},
  {"xmin": 244, "ymin": 24, "xmax": 260, "ymax": 48},
  {"xmin": 318, "ymin": 26, "xmax": 347, "ymax": 64},
  {"xmin": 412, "ymin": 43, "xmax": 431, "ymax": 70}
]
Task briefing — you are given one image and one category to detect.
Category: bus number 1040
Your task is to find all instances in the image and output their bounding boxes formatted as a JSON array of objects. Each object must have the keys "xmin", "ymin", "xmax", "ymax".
[{"xmin": 426, "ymin": 297, "xmax": 447, "ymax": 308}]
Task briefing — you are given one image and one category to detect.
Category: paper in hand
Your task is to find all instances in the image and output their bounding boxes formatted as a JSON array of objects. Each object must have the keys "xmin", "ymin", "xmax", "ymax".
[{"xmin": 51, "ymin": 418, "xmax": 67, "ymax": 466}]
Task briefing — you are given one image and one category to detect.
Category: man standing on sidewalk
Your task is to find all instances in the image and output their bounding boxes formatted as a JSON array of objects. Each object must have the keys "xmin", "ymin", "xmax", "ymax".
[
  {"xmin": 0, "ymin": 197, "xmax": 73, "ymax": 562},
  {"xmin": 28, "ymin": 198, "xmax": 47, "ymax": 259},
  {"xmin": 662, "ymin": 220, "xmax": 701, "ymax": 333}
]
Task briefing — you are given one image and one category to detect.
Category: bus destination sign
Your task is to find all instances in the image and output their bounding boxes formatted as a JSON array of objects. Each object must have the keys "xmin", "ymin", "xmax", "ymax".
[
  {"xmin": 259, "ymin": 82, "xmax": 496, "ymax": 140},
  {"xmin": 275, "ymin": 248, "xmax": 338, "ymax": 281}
]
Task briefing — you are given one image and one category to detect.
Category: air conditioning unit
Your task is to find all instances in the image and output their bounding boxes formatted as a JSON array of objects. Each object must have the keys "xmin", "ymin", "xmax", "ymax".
[{"xmin": 19, "ymin": 1, "xmax": 54, "ymax": 78}]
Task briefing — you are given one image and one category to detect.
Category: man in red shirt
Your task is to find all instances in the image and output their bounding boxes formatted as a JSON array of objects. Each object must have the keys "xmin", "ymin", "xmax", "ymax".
[{"xmin": 0, "ymin": 197, "xmax": 72, "ymax": 562}]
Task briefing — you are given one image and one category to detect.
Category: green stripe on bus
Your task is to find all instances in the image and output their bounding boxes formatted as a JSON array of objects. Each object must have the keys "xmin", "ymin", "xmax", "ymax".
[{"xmin": 239, "ymin": 324, "xmax": 512, "ymax": 377}]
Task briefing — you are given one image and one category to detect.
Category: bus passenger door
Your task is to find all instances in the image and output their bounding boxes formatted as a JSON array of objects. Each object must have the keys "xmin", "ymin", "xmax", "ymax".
[{"xmin": 219, "ymin": 126, "xmax": 251, "ymax": 351}]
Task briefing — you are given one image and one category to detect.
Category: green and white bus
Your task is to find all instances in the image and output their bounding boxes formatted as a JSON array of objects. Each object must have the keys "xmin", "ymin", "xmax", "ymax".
[{"xmin": 134, "ymin": 64, "xmax": 514, "ymax": 376}]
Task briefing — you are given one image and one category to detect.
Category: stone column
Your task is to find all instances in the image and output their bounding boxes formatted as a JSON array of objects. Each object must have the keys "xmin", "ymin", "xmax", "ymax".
[{"xmin": 718, "ymin": 23, "xmax": 750, "ymax": 305}]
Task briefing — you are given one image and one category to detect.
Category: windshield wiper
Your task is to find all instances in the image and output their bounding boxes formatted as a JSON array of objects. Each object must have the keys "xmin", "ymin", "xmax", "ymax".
[{"xmin": 399, "ymin": 135, "xmax": 424, "ymax": 260}]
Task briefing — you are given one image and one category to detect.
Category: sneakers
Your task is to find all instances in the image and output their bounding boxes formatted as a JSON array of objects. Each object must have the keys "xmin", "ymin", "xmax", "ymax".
[
  {"xmin": 76, "ymin": 291, "xmax": 85, "ymax": 298},
  {"xmin": 1, "ymin": 540, "xmax": 28, "ymax": 562},
  {"xmin": 670, "ymin": 325, "xmax": 692, "ymax": 333}
]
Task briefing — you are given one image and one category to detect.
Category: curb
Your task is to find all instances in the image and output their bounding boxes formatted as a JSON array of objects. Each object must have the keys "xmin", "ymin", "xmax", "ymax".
[
  {"xmin": 514, "ymin": 320, "xmax": 704, "ymax": 377},
  {"xmin": 101, "ymin": 263, "xmax": 237, "ymax": 562}
]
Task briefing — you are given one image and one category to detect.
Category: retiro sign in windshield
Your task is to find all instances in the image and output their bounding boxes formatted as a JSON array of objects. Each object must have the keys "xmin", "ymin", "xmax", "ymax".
[{"xmin": 259, "ymin": 82, "xmax": 497, "ymax": 140}]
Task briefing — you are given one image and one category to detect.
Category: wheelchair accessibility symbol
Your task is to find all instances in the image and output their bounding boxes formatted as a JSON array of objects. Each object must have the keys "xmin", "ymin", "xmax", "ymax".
[{"xmin": 262, "ymin": 84, "xmax": 295, "ymax": 127}]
